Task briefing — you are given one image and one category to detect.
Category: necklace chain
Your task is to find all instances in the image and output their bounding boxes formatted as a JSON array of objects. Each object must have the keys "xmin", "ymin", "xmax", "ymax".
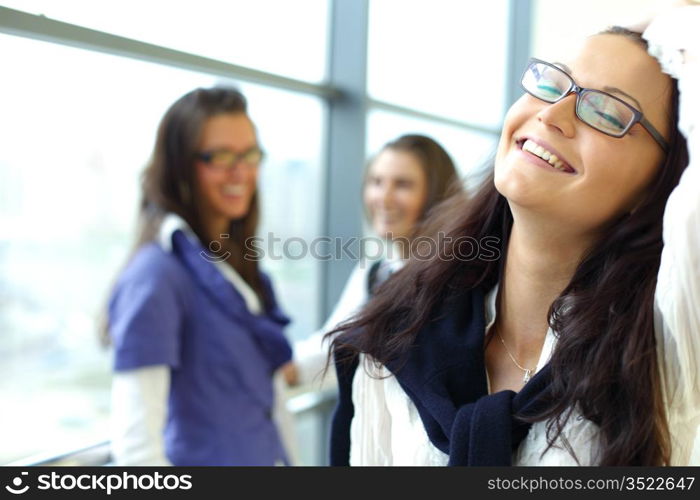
[{"xmin": 497, "ymin": 330, "xmax": 536, "ymax": 383}]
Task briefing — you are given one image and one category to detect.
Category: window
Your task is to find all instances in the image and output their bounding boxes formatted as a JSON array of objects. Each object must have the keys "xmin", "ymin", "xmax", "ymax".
[
  {"xmin": 0, "ymin": 0, "xmax": 524, "ymax": 465},
  {"xmin": 0, "ymin": 0, "xmax": 330, "ymax": 82},
  {"xmin": 368, "ymin": 0, "xmax": 510, "ymax": 129},
  {"xmin": 0, "ymin": 29, "xmax": 324, "ymax": 463},
  {"xmin": 366, "ymin": 0, "xmax": 509, "ymax": 193}
]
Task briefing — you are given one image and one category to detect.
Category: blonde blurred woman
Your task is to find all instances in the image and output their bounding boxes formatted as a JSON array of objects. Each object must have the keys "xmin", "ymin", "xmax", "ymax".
[{"xmin": 294, "ymin": 135, "xmax": 462, "ymax": 384}]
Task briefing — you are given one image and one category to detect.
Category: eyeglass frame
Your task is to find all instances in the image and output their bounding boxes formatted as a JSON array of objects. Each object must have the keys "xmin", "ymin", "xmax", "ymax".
[
  {"xmin": 195, "ymin": 146, "xmax": 265, "ymax": 171},
  {"xmin": 520, "ymin": 57, "xmax": 669, "ymax": 153}
]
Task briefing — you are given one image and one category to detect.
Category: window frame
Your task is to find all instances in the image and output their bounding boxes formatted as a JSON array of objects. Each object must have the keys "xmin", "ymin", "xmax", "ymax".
[{"xmin": 0, "ymin": 0, "xmax": 532, "ymax": 464}]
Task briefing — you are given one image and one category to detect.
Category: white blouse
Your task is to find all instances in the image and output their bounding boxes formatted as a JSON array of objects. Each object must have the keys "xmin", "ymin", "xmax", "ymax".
[
  {"xmin": 349, "ymin": 11, "xmax": 700, "ymax": 466},
  {"xmin": 350, "ymin": 287, "xmax": 602, "ymax": 466}
]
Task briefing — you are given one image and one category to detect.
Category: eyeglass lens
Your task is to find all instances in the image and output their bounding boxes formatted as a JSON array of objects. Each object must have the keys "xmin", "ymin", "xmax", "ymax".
[
  {"xmin": 522, "ymin": 62, "xmax": 634, "ymax": 137},
  {"xmin": 202, "ymin": 148, "xmax": 263, "ymax": 168}
]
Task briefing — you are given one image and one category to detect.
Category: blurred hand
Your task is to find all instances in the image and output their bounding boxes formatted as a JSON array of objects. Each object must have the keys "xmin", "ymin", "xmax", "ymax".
[{"xmin": 279, "ymin": 361, "xmax": 299, "ymax": 387}]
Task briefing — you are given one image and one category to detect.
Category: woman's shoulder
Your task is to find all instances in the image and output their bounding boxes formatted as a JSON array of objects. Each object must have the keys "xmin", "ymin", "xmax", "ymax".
[
  {"xmin": 334, "ymin": 260, "xmax": 378, "ymax": 297},
  {"xmin": 117, "ymin": 241, "xmax": 190, "ymax": 290},
  {"xmin": 352, "ymin": 259, "xmax": 379, "ymax": 277}
]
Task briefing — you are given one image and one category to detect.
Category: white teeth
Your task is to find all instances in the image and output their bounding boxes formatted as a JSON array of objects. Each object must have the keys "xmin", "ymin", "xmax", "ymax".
[
  {"xmin": 223, "ymin": 185, "xmax": 245, "ymax": 195},
  {"xmin": 522, "ymin": 139, "xmax": 569, "ymax": 172}
]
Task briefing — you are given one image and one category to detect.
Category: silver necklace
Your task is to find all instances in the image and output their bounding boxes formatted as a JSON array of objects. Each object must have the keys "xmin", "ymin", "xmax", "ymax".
[{"xmin": 497, "ymin": 330, "xmax": 535, "ymax": 383}]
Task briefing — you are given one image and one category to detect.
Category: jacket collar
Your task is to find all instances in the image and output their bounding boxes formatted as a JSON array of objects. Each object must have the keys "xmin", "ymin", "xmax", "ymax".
[
  {"xmin": 160, "ymin": 215, "xmax": 292, "ymax": 371},
  {"xmin": 158, "ymin": 214, "xmax": 261, "ymax": 318}
]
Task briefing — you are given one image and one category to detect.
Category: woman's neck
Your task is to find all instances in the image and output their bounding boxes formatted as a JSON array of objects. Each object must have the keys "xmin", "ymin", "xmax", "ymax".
[
  {"xmin": 389, "ymin": 237, "xmax": 409, "ymax": 260},
  {"xmin": 204, "ymin": 216, "xmax": 231, "ymax": 245},
  {"xmin": 496, "ymin": 213, "xmax": 597, "ymax": 362}
]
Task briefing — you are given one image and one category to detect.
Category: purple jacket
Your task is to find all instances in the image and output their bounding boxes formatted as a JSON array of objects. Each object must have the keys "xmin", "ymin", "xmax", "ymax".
[{"xmin": 109, "ymin": 230, "xmax": 292, "ymax": 465}]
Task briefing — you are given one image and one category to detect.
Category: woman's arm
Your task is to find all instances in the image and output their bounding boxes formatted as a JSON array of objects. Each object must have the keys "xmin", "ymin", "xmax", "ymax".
[
  {"xmin": 110, "ymin": 365, "xmax": 172, "ymax": 465},
  {"xmin": 646, "ymin": 6, "xmax": 700, "ymax": 417},
  {"xmin": 293, "ymin": 262, "xmax": 370, "ymax": 385},
  {"xmin": 108, "ymin": 246, "xmax": 187, "ymax": 464}
]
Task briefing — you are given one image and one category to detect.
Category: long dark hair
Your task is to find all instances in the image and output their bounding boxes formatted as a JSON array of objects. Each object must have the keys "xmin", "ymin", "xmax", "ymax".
[
  {"xmin": 100, "ymin": 87, "xmax": 265, "ymax": 344},
  {"xmin": 330, "ymin": 29, "xmax": 689, "ymax": 465},
  {"xmin": 136, "ymin": 87, "xmax": 268, "ymax": 307}
]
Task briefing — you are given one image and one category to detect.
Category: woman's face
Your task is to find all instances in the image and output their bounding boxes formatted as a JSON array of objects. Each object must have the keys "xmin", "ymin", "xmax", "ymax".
[
  {"xmin": 195, "ymin": 112, "xmax": 259, "ymax": 227},
  {"xmin": 364, "ymin": 148, "xmax": 428, "ymax": 240},
  {"xmin": 495, "ymin": 34, "xmax": 672, "ymax": 237}
]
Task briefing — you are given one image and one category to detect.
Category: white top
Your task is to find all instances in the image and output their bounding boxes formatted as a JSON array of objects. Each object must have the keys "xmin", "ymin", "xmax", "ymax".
[
  {"xmin": 350, "ymin": 287, "xmax": 601, "ymax": 466},
  {"xmin": 349, "ymin": 13, "xmax": 700, "ymax": 466},
  {"xmin": 110, "ymin": 214, "xmax": 298, "ymax": 465}
]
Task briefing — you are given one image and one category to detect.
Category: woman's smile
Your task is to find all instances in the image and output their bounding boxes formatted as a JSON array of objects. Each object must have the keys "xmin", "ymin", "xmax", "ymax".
[
  {"xmin": 221, "ymin": 183, "xmax": 247, "ymax": 197},
  {"xmin": 516, "ymin": 138, "xmax": 577, "ymax": 174}
]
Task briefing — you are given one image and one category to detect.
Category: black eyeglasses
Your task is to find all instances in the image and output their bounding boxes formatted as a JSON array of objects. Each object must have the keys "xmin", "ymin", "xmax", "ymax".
[
  {"xmin": 521, "ymin": 58, "xmax": 669, "ymax": 153},
  {"xmin": 196, "ymin": 147, "xmax": 264, "ymax": 171}
]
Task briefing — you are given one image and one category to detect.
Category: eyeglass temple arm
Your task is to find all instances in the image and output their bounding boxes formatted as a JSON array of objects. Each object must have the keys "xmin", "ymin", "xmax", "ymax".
[{"xmin": 640, "ymin": 117, "xmax": 670, "ymax": 153}]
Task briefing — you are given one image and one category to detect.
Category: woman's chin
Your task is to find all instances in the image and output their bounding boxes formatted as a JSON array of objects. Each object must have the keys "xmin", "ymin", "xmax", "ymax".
[
  {"xmin": 373, "ymin": 226, "xmax": 408, "ymax": 241},
  {"xmin": 218, "ymin": 199, "xmax": 253, "ymax": 221},
  {"xmin": 494, "ymin": 165, "xmax": 544, "ymax": 210}
]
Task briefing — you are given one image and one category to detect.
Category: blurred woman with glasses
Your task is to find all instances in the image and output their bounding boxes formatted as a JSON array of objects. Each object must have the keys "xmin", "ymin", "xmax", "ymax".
[
  {"xmin": 293, "ymin": 135, "xmax": 462, "ymax": 385},
  {"xmin": 329, "ymin": 6, "xmax": 699, "ymax": 466},
  {"xmin": 107, "ymin": 87, "xmax": 294, "ymax": 465}
]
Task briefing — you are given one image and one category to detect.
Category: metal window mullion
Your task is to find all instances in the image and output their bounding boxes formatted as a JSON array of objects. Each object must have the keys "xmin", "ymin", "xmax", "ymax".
[
  {"xmin": 0, "ymin": 6, "xmax": 339, "ymax": 99},
  {"xmin": 506, "ymin": 0, "xmax": 533, "ymax": 108},
  {"xmin": 320, "ymin": 0, "xmax": 369, "ymax": 322}
]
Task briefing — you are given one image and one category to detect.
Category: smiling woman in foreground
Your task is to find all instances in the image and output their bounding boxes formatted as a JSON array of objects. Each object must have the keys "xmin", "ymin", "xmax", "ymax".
[{"xmin": 328, "ymin": 20, "xmax": 699, "ymax": 466}]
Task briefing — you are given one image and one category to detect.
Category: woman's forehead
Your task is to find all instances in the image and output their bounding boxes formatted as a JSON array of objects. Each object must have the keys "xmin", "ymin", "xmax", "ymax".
[
  {"xmin": 566, "ymin": 34, "xmax": 672, "ymax": 129},
  {"xmin": 372, "ymin": 150, "xmax": 422, "ymax": 173}
]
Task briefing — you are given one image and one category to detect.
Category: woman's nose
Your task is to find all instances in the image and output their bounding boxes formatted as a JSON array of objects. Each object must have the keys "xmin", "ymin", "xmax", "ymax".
[
  {"xmin": 224, "ymin": 162, "xmax": 248, "ymax": 181},
  {"xmin": 377, "ymin": 185, "xmax": 396, "ymax": 207},
  {"xmin": 536, "ymin": 93, "xmax": 577, "ymax": 138}
]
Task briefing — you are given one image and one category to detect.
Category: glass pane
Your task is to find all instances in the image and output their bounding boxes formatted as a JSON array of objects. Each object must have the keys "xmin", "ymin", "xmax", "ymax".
[
  {"xmin": 367, "ymin": 108, "xmax": 499, "ymax": 189},
  {"xmin": 1, "ymin": 0, "xmax": 330, "ymax": 83},
  {"xmin": 247, "ymin": 88, "xmax": 325, "ymax": 343},
  {"xmin": 531, "ymin": 0, "xmax": 663, "ymax": 62},
  {"xmin": 0, "ymin": 32, "xmax": 323, "ymax": 463},
  {"xmin": 368, "ymin": 0, "xmax": 510, "ymax": 129}
]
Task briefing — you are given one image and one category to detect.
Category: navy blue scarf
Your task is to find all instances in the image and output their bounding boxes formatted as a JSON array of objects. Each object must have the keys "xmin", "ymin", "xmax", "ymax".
[{"xmin": 330, "ymin": 287, "xmax": 552, "ymax": 466}]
